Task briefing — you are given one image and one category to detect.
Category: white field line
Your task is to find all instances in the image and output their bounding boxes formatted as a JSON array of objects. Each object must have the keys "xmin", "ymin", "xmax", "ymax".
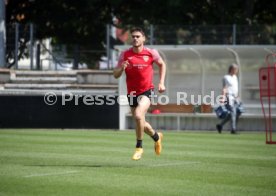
[
  {"xmin": 150, "ymin": 161, "xmax": 201, "ymax": 167},
  {"xmin": 24, "ymin": 170, "xmax": 79, "ymax": 178}
]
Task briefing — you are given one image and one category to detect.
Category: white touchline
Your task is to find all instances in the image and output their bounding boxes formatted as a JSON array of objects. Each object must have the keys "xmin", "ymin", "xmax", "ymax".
[{"xmin": 24, "ymin": 170, "xmax": 79, "ymax": 178}]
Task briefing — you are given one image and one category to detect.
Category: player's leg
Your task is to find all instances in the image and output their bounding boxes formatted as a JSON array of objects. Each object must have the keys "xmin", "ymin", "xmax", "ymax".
[
  {"xmin": 142, "ymin": 89, "xmax": 163, "ymax": 155},
  {"xmin": 144, "ymin": 122, "xmax": 163, "ymax": 155},
  {"xmin": 130, "ymin": 95, "xmax": 151, "ymax": 160},
  {"xmin": 132, "ymin": 96, "xmax": 151, "ymax": 142},
  {"xmin": 141, "ymin": 89, "xmax": 160, "ymax": 139},
  {"xmin": 144, "ymin": 121, "xmax": 154, "ymax": 136}
]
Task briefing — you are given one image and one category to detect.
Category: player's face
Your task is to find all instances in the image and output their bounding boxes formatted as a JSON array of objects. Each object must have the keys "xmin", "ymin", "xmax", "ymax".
[{"xmin": 131, "ymin": 31, "xmax": 145, "ymax": 47}]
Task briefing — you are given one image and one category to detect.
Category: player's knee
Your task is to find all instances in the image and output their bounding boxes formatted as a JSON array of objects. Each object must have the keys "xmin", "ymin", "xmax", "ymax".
[{"xmin": 134, "ymin": 111, "xmax": 144, "ymax": 121}]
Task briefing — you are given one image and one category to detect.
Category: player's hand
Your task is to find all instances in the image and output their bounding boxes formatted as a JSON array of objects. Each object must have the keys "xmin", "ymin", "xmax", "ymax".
[
  {"xmin": 158, "ymin": 83, "xmax": 166, "ymax": 93},
  {"xmin": 121, "ymin": 61, "xmax": 129, "ymax": 70}
]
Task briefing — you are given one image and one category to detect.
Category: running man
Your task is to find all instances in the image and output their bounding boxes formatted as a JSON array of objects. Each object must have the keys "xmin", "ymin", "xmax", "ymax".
[{"xmin": 113, "ymin": 27, "xmax": 166, "ymax": 160}]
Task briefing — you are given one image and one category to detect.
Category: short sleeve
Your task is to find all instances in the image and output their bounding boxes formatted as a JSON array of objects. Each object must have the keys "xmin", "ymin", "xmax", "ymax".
[
  {"xmin": 116, "ymin": 52, "xmax": 125, "ymax": 68},
  {"xmin": 150, "ymin": 49, "xmax": 161, "ymax": 62}
]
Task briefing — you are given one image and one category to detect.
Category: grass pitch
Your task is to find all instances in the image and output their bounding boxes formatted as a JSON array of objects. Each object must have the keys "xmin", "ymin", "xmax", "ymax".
[{"xmin": 0, "ymin": 129, "xmax": 276, "ymax": 196}]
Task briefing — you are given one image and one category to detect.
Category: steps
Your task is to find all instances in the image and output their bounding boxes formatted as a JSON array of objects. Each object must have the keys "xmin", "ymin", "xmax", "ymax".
[
  {"xmin": 1, "ymin": 70, "xmax": 118, "ymax": 94},
  {"xmin": 4, "ymin": 83, "xmax": 118, "ymax": 90},
  {"xmin": 10, "ymin": 77, "xmax": 77, "ymax": 84}
]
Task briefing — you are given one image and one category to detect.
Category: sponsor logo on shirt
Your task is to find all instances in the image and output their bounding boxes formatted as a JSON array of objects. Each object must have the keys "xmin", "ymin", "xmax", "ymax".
[
  {"xmin": 133, "ymin": 64, "xmax": 148, "ymax": 69},
  {"xmin": 143, "ymin": 56, "xmax": 149, "ymax": 62}
]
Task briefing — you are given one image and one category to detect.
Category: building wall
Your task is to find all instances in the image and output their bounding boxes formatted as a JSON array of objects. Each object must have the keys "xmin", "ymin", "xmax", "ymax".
[{"xmin": 0, "ymin": 95, "xmax": 119, "ymax": 129}]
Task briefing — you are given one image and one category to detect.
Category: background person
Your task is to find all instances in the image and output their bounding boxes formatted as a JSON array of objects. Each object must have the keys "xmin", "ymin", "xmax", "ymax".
[
  {"xmin": 216, "ymin": 64, "xmax": 241, "ymax": 134},
  {"xmin": 113, "ymin": 27, "xmax": 166, "ymax": 160}
]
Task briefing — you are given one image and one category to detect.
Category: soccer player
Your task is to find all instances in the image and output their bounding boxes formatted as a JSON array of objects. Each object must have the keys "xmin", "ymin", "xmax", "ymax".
[
  {"xmin": 113, "ymin": 27, "xmax": 166, "ymax": 160},
  {"xmin": 216, "ymin": 64, "xmax": 241, "ymax": 134}
]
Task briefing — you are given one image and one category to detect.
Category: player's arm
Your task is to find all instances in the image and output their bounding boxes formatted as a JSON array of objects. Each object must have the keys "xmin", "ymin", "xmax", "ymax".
[
  {"xmin": 155, "ymin": 58, "xmax": 166, "ymax": 93},
  {"xmin": 113, "ymin": 62, "xmax": 128, "ymax": 79},
  {"xmin": 113, "ymin": 52, "xmax": 128, "ymax": 79}
]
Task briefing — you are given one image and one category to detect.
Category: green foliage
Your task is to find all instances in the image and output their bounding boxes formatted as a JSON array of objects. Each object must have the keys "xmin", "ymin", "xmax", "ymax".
[{"xmin": 5, "ymin": 0, "xmax": 276, "ymax": 68}]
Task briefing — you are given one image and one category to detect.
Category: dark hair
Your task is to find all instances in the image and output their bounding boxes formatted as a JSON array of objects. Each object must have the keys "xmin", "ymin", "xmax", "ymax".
[
  {"xmin": 130, "ymin": 27, "xmax": 145, "ymax": 36},
  {"xmin": 228, "ymin": 63, "xmax": 239, "ymax": 73}
]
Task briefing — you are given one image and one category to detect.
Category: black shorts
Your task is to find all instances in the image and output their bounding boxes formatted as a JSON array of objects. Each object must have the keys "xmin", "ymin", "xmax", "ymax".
[{"xmin": 127, "ymin": 89, "xmax": 154, "ymax": 107}]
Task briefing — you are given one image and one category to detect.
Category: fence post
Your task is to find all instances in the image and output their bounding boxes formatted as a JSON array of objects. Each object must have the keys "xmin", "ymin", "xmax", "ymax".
[
  {"xmin": 15, "ymin": 23, "xmax": 19, "ymax": 69},
  {"xmin": 106, "ymin": 24, "xmax": 111, "ymax": 69},
  {"xmin": 232, "ymin": 24, "xmax": 236, "ymax": 45},
  {"xmin": 36, "ymin": 43, "xmax": 40, "ymax": 70},
  {"xmin": 0, "ymin": 0, "xmax": 5, "ymax": 68},
  {"xmin": 150, "ymin": 25, "xmax": 154, "ymax": 45},
  {"xmin": 73, "ymin": 44, "xmax": 79, "ymax": 69},
  {"xmin": 30, "ymin": 23, "xmax": 34, "ymax": 70}
]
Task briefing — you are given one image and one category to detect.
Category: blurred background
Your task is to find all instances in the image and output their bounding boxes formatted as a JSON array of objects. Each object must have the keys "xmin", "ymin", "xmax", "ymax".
[
  {"xmin": 1, "ymin": 0, "xmax": 276, "ymax": 70},
  {"xmin": 0, "ymin": 0, "xmax": 276, "ymax": 130}
]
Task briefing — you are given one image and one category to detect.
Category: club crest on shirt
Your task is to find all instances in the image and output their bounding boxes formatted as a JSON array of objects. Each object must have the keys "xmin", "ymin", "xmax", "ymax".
[{"xmin": 143, "ymin": 56, "xmax": 149, "ymax": 62}]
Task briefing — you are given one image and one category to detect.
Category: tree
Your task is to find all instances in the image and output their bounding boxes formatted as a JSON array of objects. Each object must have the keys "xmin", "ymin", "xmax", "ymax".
[
  {"xmin": 6, "ymin": 0, "xmax": 115, "ymax": 68},
  {"xmin": 5, "ymin": 0, "xmax": 276, "ymax": 68}
]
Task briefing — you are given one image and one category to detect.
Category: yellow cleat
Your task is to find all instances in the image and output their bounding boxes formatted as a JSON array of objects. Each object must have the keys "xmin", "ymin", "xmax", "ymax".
[
  {"xmin": 155, "ymin": 132, "xmax": 163, "ymax": 155},
  {"xmin": 132, "ymin": 148, "xmax": 143, "ymax": 160}
]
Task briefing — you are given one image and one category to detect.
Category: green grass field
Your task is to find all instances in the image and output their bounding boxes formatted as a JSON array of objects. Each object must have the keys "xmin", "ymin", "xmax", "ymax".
[{"xmin": 0, "ymin": 129, "xmax": 276, "ymax": 196}]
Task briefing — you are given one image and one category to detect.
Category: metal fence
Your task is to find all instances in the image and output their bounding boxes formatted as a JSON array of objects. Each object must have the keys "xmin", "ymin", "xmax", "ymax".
[
  {"xmin": 4, "ymin": 23, "xmax": 276, "ymax": 70},
  {"xmin": 5, "ymin": 23, "xmax": 34, "ymax": 69},
  {"xmin": 116, "ymin": 24, "xmax": 276, "ymax": 45},
  {"xmin": 5, "ymin": 23, "xmax": 105, "ymax": 70}
]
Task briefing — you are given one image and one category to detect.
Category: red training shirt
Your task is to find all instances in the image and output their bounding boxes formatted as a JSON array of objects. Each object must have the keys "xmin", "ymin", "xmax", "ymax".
[{"xmin": 117, "ymin": 47, "xmax": 162, "ymax": 95}]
